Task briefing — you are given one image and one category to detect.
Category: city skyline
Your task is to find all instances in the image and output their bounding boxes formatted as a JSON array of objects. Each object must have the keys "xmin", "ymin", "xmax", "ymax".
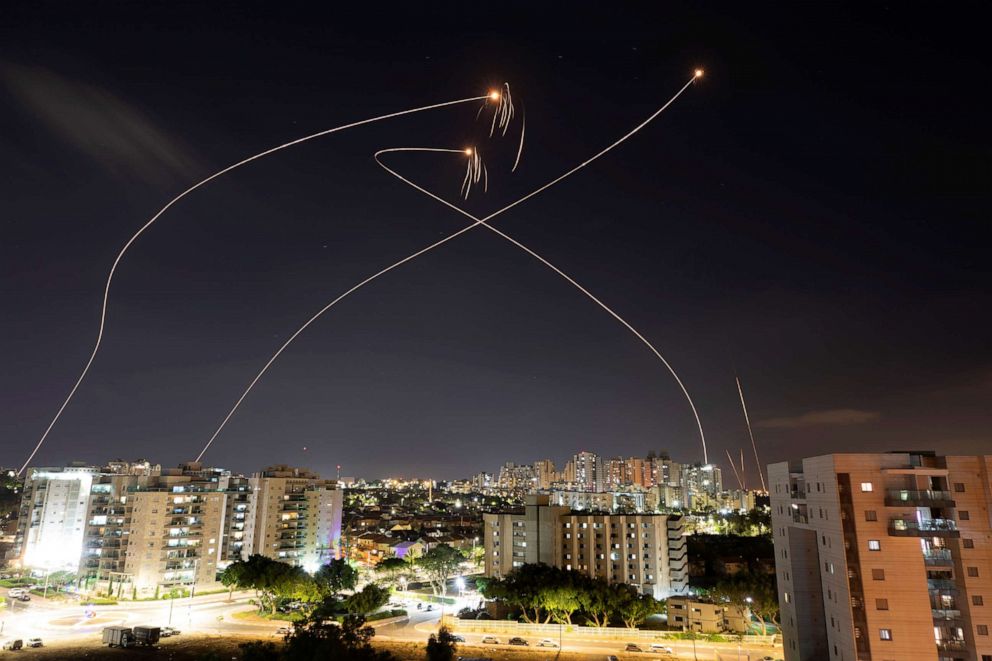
[{"xmin": 2, "ymin": 4, "xmax": 988, "ymax": 482}]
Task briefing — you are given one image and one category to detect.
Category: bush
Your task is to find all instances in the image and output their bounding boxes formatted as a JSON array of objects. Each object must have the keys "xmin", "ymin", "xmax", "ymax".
[{"xmin": 364, "ymin": 609, "xmax": 407, "ymax": 622}]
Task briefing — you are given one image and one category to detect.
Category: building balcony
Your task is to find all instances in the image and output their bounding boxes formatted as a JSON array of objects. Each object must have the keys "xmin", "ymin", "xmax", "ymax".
[
  {"xmin": 885, "ymin": 489, "xmax": 955, "ymax": 508},
  {"xmin": 935, "ymin": 639, "xmax": 967, "ymax": 651},
  {"xmin": 888, "ymin": 518, "xmax": 959, "ymax": 537},
  {"xmin": 923, "ymin": 549, "xmax": 953, "ymax": 566},
  {"xmin": 932, "ymin": 609, "xmax": 962, "ymax": 621},
  {"xmin": 927, "ymin": 579, "xmax": 959, "ymax": 594}
]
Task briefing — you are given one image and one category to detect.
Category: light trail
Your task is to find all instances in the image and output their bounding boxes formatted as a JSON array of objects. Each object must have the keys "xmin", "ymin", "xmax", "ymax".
[
  {"xmin": 512, "ymin": 107, "xmax": 525, "ymax": 173},
  {"xmin": 196, "ymin": 73, "xmax": 705, "ymax": 463},
  {"xmin": 736, "ymin": 375, "xmax": 766, "ymax": 491},
  {"xmin": 726, "ymin": 449, "xmax": 744, "ymax": 490},
  {"xmin": 372, "ymin": 144, "xmax": 708, "ymax": 463},
  {"xmin": 17, "ymin": 94, "xmax": 489, "ymax": 476}
]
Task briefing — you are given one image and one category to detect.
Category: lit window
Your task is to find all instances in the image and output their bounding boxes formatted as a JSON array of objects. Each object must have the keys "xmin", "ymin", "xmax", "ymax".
[
  {"xmin": 879, "ymin": 629, "xmax": 892, "ymax": 641},
  {"xmin": 868, "ymin": 540, "xmax": 881, "ymax": 551},
  {"xmin": 860, "ymin": 482, "xmax": 873, "ymax": 492}
]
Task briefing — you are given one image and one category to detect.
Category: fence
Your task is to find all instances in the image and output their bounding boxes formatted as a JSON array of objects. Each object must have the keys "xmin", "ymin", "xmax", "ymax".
[{"xmin": 442, "ymin": 617, "xmax": 778, "ymax": 646}]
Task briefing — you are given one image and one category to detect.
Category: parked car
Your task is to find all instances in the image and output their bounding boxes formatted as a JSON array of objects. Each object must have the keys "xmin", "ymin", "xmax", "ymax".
[
  {"xmin": 276, "ymin": 626, "xmax": 292, "ymax": 636},
  {"xmin": 16, "ymin": 594, "xmax": 31, "ymax": 602},
  {"xmin": 26, "ymin": 638, "xmax": 43, "ymax": 648},
  {"xmin": 650, "ymin": 643, "xmax": 674, "ymax": 653},
  {"xmin": 451, "ymin": 634, "xmax": 466, "ymax": 643},
  {"xmin": 2, "ymin": 640, "xmax": 23, "ymax": 651},
  {"xmin": 160, "ymin": 627, "xmax": 181, "ymax": 637},
  {"xmin": 508, "ymin": 637, "xmax": 528, "ymax": 646},
  {"xmin": 425, "ymin": 604, "xmax": 434, "ymax": 611},
  {"xmin": 606, "ymin": 656, "xmax": 619, "ymax": 661},
  {"xmin": 625, "ymin": 643, "xmax": 644, "ymax": 652},
  {"xmin": 481, "ymin": 636, "xmax": 499, "ymax": 645},
  {"xmin": 536, "ymin": 638, "xmax": 559, "ymax": 648}
]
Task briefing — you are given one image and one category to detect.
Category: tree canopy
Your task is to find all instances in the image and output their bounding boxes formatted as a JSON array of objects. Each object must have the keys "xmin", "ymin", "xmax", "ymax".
[{"xmin": 416, "ymin": 544, "xmax": 465, "ymax": 597}]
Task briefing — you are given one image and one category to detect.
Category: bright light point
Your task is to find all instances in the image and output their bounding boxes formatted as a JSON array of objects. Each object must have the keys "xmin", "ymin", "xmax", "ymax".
[
  {"xmin": 694, "ymin": 69, "xmax": 704, "ymax": 78},
  {"xmin": 464, "ymin": 148, "xmax": 473, "ymax": 156},
  {"xmin": 489, "ymin": 91, "xmax": 500, "ymax": 100}
]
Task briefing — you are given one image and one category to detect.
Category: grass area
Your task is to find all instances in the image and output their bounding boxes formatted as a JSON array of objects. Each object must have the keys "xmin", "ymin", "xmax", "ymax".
[
  {"xmin": 232, "ymin": 608, "xmax": 304, "ymax": 622},
  {"xmin": 0, "ymin": 577, "xmax": 34, "ymax": 588}
]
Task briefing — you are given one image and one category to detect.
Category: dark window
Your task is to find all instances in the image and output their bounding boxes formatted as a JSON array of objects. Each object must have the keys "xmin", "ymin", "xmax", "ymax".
[
  {"xmin": 872, "ymin": 568, "xmax": 885, "ymax": 580},
  {"xmin": 965, "ymin": 538, "xmax": 975, "ymax": 548},
  {"xmin": 973, "ymin": 596, "xmax": 984, "ymax": 606},
  {"xmin": 954, "ymin": 483, "xmax": 966, "ymax": 492},
  {"xmin": 865, "ymin": 510, "xmax": 878, "ymax": 521},
  {"xmin": 876, "ymin": 598, "xmax": 889, "ymax": 610},
  {"xmin": 978, "ymin": 625, "xmax": 989, "ymax": 636},
  {"xmin": 960, "ymin": 511, "xmax": 971, "ymax": 521},
  {"xmin": 969, "ymin": 567, "xmax": 980, "ymax": 578}
]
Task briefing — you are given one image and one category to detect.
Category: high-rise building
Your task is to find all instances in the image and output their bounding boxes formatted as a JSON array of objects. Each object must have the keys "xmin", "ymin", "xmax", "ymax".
[
  {"xmin": 483, "ymin": 496, "xmax": 687, "ymax": 599},
  {"xmin": 681, "ymin": 463, "xmax": 722, "ymax": 509},
  {"xmin": 243, "ymin": 465, "xmax": 342, "ymax": 570},
  {"xmin": 497, "ymin": 462, "xmax": 536, "ymax": 491},
  {"xmin": 532, "ymin": 459, "xmax": 558, "ymax": 490},
  {"xmin": 572, "ymin": 451, "xmax": 605, "ymax": 492},
  {"xmin": 769, "ymin": 452, "xmax": 992, "ymax": 661},
  {"xmin": 12, "ymin": 464, "xmax": 100, "ymax": 572}
]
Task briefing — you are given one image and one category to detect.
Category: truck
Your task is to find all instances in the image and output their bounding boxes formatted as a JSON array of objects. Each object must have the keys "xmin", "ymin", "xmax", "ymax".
[
  {"xmin": 102, "ymin": 626, "xmax": 133, "ymax": 648},
  {"xmin": 102, "ymin": 625, "xmax": 160, "ymax": 648},
  {"xmin": 132, "ymin": 626, "xmax": 161, "ymax": 646}
]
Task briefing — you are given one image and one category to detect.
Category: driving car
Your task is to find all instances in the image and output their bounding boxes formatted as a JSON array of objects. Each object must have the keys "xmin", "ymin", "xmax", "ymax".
[
  {"xmin": 625, "ymin": 643, "xmax": 644, "ymax": 652},
  {"xmin": 508, "ymin": 637, "xmax": 528, "ymax": 646},
  {"xmin": 650, "ymin": 642, "xmax": 674, "ymax": 653},
  {"xmin": 536, "ymin": 638, "xmax": 559, "ymax": 648},
  {"xmin": 160, "ymin": 627, "xmax": 181, "ymax": 637},
  {"xmin": 26, "ymin": 638, "xmax": 43, "ymax": 648},
  {"xmin": 276, "ymin": 626, "xmax": 292, "ymax": 635},
  {"xmin": 451, "ymin": 634, "xmax": 466, "ymax": 642},
  {"xmin": 481, "ymin": 636, "xmax": 499, "ymax": 644}
]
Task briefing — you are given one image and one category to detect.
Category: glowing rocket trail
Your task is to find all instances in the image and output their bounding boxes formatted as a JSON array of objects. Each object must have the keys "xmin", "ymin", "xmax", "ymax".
[
  {"xmin": 512, "ymin": 108, "xmax": 525, "ymax": 173},
  {"xmin": 736, "ymin": 375, "xmax": 766, "ymax": 491},
  {"xmin": 726, "ymin": 449, "xmax": 743, "ymax": 490},
  {"xmin": 196, "ymin": 73, "xmax": 704, "ymax": 463},
  {"xmin": 373, "ymin": 147, "xmax": 708, "ymax": 463},
  {"xmin": 17, "ymin": 94, "xmax": 490, "ymax": 476}
]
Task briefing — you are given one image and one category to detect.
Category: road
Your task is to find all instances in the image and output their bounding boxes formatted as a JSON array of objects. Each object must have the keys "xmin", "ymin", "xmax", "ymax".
[{"xmin": 2, "ymin": 593, "xmax": 780, "ymax": 660}]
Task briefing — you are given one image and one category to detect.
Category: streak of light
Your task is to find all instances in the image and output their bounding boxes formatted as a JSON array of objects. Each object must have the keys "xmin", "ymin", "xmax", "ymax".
[
  {"xmin": 460, "ymin": 147, "xmax": 485, "ymax": 199},
  {"xmin": 726, "ymin": 449, "xmax": 744, "ymax": 490},
  {"xmin": 512, "ymin": 107, "xmax": 525, "ymax": 173},
  {"xmin": 16, "ymin": 94, "xmax": 489, "ymax": 476},
  {"xmin": 195, "ymin": 74, "xmax": 704, "ymax": 463},
  {"xmin": 736, "ymin": 375, "xmax": 766, "ymax": 491}
]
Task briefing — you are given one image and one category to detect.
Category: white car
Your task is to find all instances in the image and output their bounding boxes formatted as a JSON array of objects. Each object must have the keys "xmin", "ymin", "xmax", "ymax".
[
  {"xmin": 536, "ymin": 638, "xmax": 559, "ymax": 648},
  {"xmin": 160, "ymin": 627, "xmax": 180, "ymax": 637},
  {"xmin": 481, "ymin": 635, "xmax": 499, "ymax": 644},
  {"xmin": 26, "ymin": 638, "xmax": 43, "ymax": 648},
  {"xmin": 650, "ymin": 643, "xmax": 675, "ymax": 653},
  {"xmin": 275, "ymin": 626, "xmax": 292, "ymax": 635}
]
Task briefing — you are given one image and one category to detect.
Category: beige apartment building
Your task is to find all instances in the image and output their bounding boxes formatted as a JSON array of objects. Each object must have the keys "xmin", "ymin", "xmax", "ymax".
[
  {"xmin": 769, "ymin": 452, "xmax": 992, "ymax": 661},
  {"xmin": 483, "ymin": 495, "xmax": 687, "ymax": 599},
  {"xmin": 244, "ymin": 465, "xmax": 343, "ymax": 569},
  {"xmin": 667, "ymin": 595, "xmax": 750, "ymax": 633},
  {"xmin": 124, "ymin": 487, "xmax": 227, "ymax": 595}
]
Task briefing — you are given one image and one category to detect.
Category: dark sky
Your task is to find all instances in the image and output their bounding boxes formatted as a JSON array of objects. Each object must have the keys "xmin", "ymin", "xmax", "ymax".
[{"xmin": 1, "ymin": 2, "xmax": 988, "ymax": 482}]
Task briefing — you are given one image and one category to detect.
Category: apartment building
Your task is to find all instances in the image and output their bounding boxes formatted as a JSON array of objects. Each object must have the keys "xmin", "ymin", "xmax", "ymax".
[
  {"xmin": 243, "ymin": 465, "xmax": 343, "ymax": 569},
  {"xmin": 11, "ymin": 464, "xmax": 101, "ymax": 571},
  {"xmin": 769, "ymin": 452, "xmax": 992, "ymax": 661},
  {"xmin": 124, "ymin": 486, "xmax": 227, "ymax": 594},
  {"xmin": 667, "ymin": 595, "xmax": 750, "ymax": 633},
  {"xmin": 483, "ymin": 496, "xmax": 687, "ymax": 599}
]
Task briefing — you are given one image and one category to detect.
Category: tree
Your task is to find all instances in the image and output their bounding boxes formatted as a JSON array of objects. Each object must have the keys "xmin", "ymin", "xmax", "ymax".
[
  {"xmin": 416, "ymin": 545, "xmax": 464, "ymax": 597},
  {"xmin": 425, "ymin": 626, "xmax": 459, "ymax": 661},
  {"xmin": 283, "ymin": 614, "xmax": 395, "ymax": 661},
  {"xmin": 344, "ymin": 583, "xmax": 390, "ymax": 616},
  {"xmin": 576, "ymin": 578, "xmax": 614, "ymax": 627},
  {"xmin": 374, "ymin": 557, "xmax": 410, "ymax": 588},
  {"xmin": 221, "ymin": 555, "xmax": 317, "ymax": 616},
  {"xmin": 710, "ymin": 572, "xmax": 778, "ymax": 634},
  {"xmin": 315, "ymin": 558, "xmax": 358, "ymax": 597},
  {"xmin": 610, "ymin": 584, "xmax": 661, "ymax": 629}
]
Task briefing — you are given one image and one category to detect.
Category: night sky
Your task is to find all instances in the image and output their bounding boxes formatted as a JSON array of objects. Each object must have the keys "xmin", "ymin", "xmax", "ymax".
[{"xmin": 2, "ymin": 3, "xmax": 988, "ymax": 482}]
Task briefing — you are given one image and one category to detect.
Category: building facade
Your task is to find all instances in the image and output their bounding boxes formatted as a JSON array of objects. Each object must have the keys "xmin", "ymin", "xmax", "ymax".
[
  {"xmin": 483, "ymin": 496, "xmax": 687, "ymax": 599},
  {"xmin": 769, "ymin": 452, "xmax": 992, "ymax": 661}
]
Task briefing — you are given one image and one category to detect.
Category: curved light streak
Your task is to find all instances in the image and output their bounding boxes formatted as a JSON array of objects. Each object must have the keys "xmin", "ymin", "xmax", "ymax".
[
  {"xmin": 736, "ymin": 375, "xmax": 766, "ymax": 491},
  {"xmin": 196, "ymin": 74, "xmax": 704, "ymax": 462},
  {"xmin": 17, "ymin": 94, "xmax": 488, "ymax": 476},
  {"xmin": 373, "ymin": 145, "xmax": 709, "ymax": 463}
]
